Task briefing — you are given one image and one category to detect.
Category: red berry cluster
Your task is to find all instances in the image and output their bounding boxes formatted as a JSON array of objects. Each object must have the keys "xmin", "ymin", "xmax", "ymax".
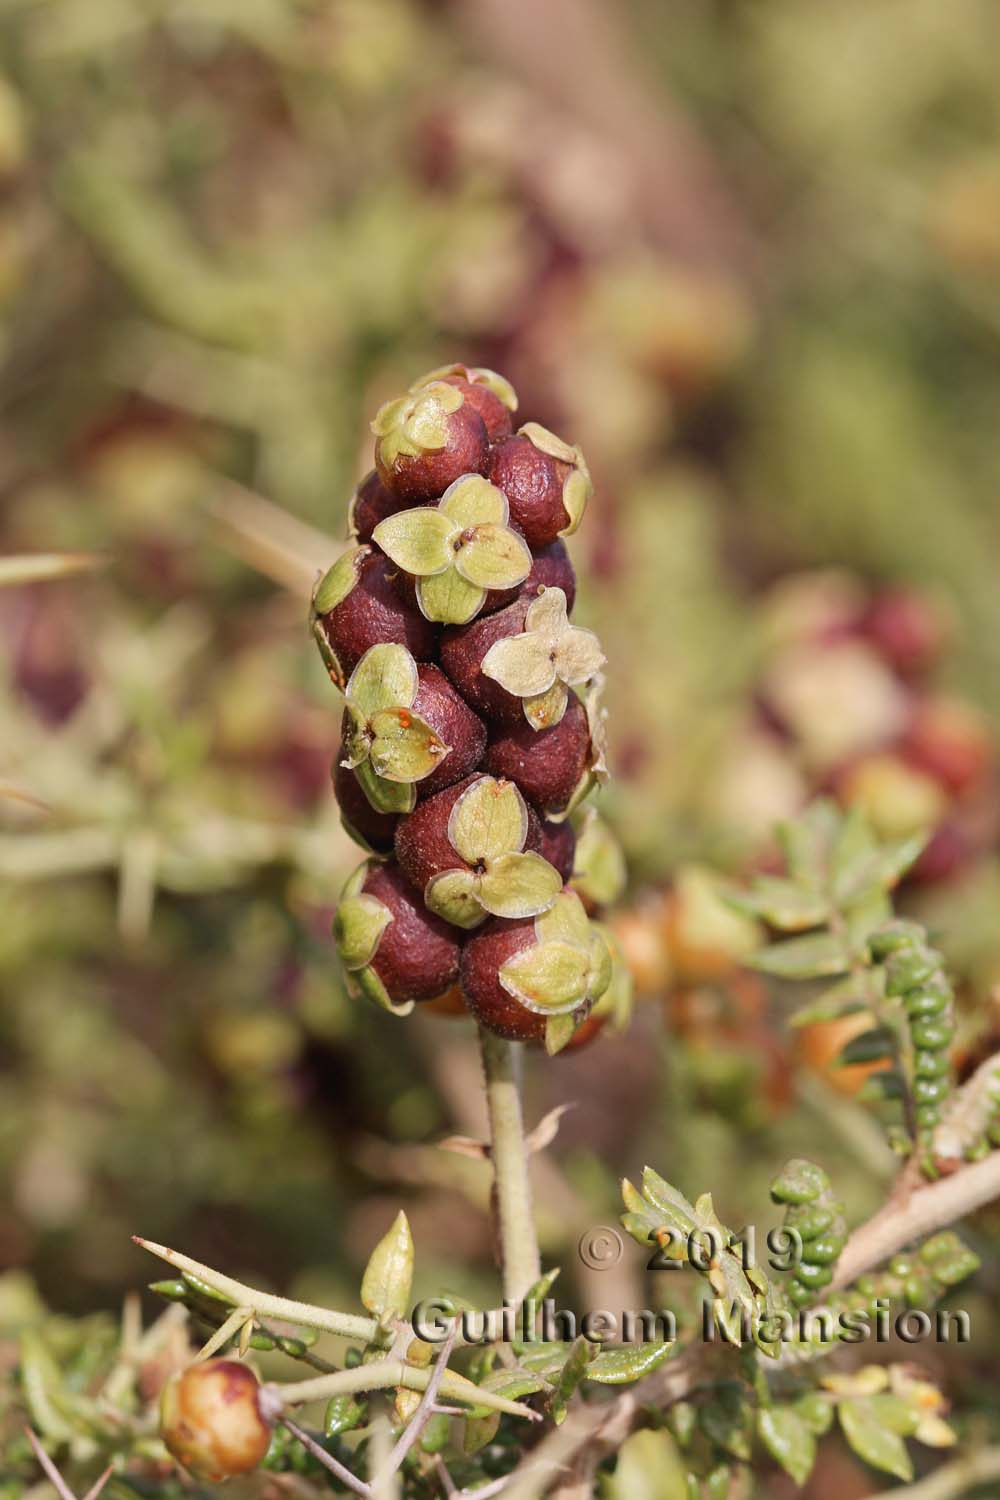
[
  {"xmin": 313, "ymin": 365, "xmax": 614, "ymax": 1047},
  {"xmin": 755, "ymin": 573, "xmax": 996, "ymax": 885}
]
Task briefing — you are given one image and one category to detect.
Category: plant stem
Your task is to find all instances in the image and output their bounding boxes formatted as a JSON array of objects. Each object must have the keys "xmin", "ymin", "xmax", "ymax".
[{"xmin": 479, "ymin": 1027, "xmax": 541, "ymax": 1304}]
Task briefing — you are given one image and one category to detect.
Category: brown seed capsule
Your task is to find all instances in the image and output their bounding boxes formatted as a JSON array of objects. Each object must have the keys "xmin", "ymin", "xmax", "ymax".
[
  {"xmin": 334, "ymin": 755, "xmax": 398, "ymax": 854},
  {"xmin": 485, "ymin": 695, "xmax": 592, "ymax": 815},
  {"xmin": 349, "ymin": 468, "xmax": 408, "ymax": 544},
  {"xmin": 519, "ymin": 540, "xmax": 577, "ymax": 611},
  {"xmin": 318, "ymin": 550, "xmax": 436, "ymax": 684},
  {"xmin": 160, "ymin": 1359, "xmax": 273, "ymax": 1481},
  {"xmin": 538, "ymin": 817, "xmax": 577, "ymax": 883},
  {"xmin": 488, "ymin": 431, "xmax": 587, "ymax": 549},
  {"xmin": 439, "ymin": 598, "xmax": 532, "ymax": 726},
  {"xmin": 394, "ymin": 774, "xmax": 543, "ymax": 894},
  {"xmin": 362, "ymin": 862, "xmax": 461, "ymax": 1003},
  {"xmin": 437, "ymin": 374, "xmax": 514, "ymax": 443},
  {"xmin": 373, "ymin": 384, "xmax": 489, "ymax": 503},
  {"xmin": 460, "ymin": 917, "xmax": 548, "ymax": 1042}
]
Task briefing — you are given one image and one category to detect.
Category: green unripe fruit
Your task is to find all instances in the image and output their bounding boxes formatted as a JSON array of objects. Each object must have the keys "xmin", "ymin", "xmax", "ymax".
[
  {"xmin": 794, "ymin": 1261, "xmax": 834, "ymax": 1290},
  {"xmin": 911, "ymin": 1020, "xmax": 954, "ymax": 1050}
]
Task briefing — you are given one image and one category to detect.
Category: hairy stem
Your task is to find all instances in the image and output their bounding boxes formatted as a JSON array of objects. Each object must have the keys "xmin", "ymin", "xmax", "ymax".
[{"xmin": 479, "ymin": 1027, "xmax": 542, "ymax": 1304}]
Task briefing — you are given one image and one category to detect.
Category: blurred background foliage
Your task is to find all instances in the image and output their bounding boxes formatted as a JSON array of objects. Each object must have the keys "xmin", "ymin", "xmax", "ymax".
[{"xmin": 2, "ymin": 0, "xmax": 1000, "ymax": 1492}]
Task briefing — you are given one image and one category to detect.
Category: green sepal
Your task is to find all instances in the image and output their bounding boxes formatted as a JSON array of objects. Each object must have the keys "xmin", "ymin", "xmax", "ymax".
[
  {"xmin": 500, "ymin": 940, "xmax": 591, "ymax": 1013},
  {"xmin": 570, "ymin": 810, "xmax": 627, "ymax": 908},
  {"xmin": 314, "ymin": 546, "xmax": 368, "ymax": 615},
  {"xmin": 368, "ymin": 707, "xmax": 450, "ymax": 782},
  {"xmin": 425, "ymin": 868, "xmax": 485, "ymax": 929},
  {"xmin": 334, "ymin": 892, "xmax": 392, "ymax": 971},
  {"xmin": 449, "ymin": 775, "xmax": 528, "ymax": 864},
  {"xmin": 453, "ymin": 522, "xmax": 531, "ymax": 590},
  {"xmin": 371, "ymin": 381, "xmax": 463, "ymax": 463},
  {"xmin": 418, "ymin": 567, "xmax": 485, "ymax": 625},
  {"xmin": 345, "ymin": 642, "xmax": 418, "ymax": 718},
  {"xmin": 477, "ymin": 851, "xmax": 562, "ymax": 920},
  {"xmin": 372, "ymin": 507, "xmax": 454, "ymax": 576},
  {"xmin": 354, "ymin": 758, "xmax": 416, "ymax": 814},
  {"xmin": 545, "ymin": 1012, "xmax": 579, "ymax": 1056}
]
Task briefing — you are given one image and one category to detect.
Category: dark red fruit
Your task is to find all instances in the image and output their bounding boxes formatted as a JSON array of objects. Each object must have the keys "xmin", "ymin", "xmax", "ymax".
[
  {"xmin": 334, "ymin": 756, "xmax": 398, "ymax": 853},
  {"xmin": 439, "ymin": 598, "xmax": 531, "ymax": 725},
  {"xmin": 363, "ymin": 862, "xmax": 460, "ymax": 1003},
  {"xmin": 861, "ymin": 587, "xmax": 948, "ymax": 678},
  {"xmin": 319, "ymin": 550, "xmax": 435, "ymax": 682},
  {"xmin": 395, "ymin": 774, "xmax": 542, "ymax": 893},
  {"xmin": 538, "ymin": 818, "xmax": 576, "ymax": 883},
  {"xmin": 416, "ymin": 663, "xmax": 487, "ymax": 794},
  {"xmin": 563, "ymin": 1013, "xmax": 606, "ymax": 1051},
  {"xmin": 376, "ymin": 398, "xmax": 488, "ymax": 504},
  {"xmin": 341, "ymin": 664, "xmax": 485, "ymax": 801},
  {"xmin": 460, "ymin": 917, "xmax": 547, "ymax": 1041},
  {"xmin": 520, "ymin": 541, "xmax": 577, "ymax": 611},
  {"xmin": 488, "ymin": 433, "xmax": 576, "ymax": 548},
  {"xmin": 485, "ymin": 695, "xmax": 591, "ymax": 814},
  {"xmin": 475, "ymin": 539, "xmax": 578, "ymax": 619},
  {"xmin": 349, "ymin": 469, "xmax": 407, "ymax": 545},
  {"xmin": 438, "ymin": 373, "xmax": 514, "ymax": 443},
  {"xmin": 903, "ymin": 697, "xmax": 994, "ymax": 795}
]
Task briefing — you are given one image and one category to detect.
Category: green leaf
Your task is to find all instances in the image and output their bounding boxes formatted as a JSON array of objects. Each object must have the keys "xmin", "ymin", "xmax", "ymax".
[
  {"xmin": 345, "ymin": 643, "xmax": 418, "ymax": 718},
  {"xmin": 701, "ymin": 1386, "xmax": 754, "ymax": 1461},
  {"xmin": 750, "ymin": 932, "xmax": 849, "ymax": 980},
  {"xmin": 425, "ymin": 868, "xmax": 485, "ymax": 929},
  {"xmin": 524, "ymin": 681, "xmax": 569, "ymax": 730},
  {"xmin": 587, "ymin": 1341, "xmax": 673, "ymax": 1385},
  {"xmin": 608, "ymin": 1429, "xmax": 688, "ymax": 1500},
  {"xmin": 549, "ymin": 1336, "xmax": 594, "ymax": 1424},
  {"xmin": 757, "ymin": 1406, "xmax": 816, "ymax": 1485},
  {"xmin": 454, "ymin": 523, "xmax": 532, "ymax": 590},
  {"xmin": 314, "ymin": 547, "xmax": 367, "ymax": 614},
  {"xmin": 334, "ymin": 894, "xmax": 392, "ymax": 971},
  {"xmin": 833, "ymin": 825, "xmax": 927, "ymax": 905},
  {"xmin": 777, "ymin": 800, "xmax": 840, "ymax": 886},
  {"xmin": 439, "ymin": 473, "xmax": 509, "ymax": 528},
  {"xmin": 360, "ymin": 1210, "xmax": 413, "ymax": 1324},
  {"xmin": 368, "ymin": 709, "xmax": 450, "ymax": 782},
  {"xmin": 479, "ymin": 851, "xmax": 562, "ymax": 919},
  {"xmin": 839, "ymin": 1398, "xmax": 914, "ymax": 1481},
  {"xmin": 869, "ymin": 1395, "xmax": 920, "ymax": 1437},
  {"xmin": 418, "ymin": 567, "xmax": 485, "ymax": 625},
  {"xmin": 372, "ymin": 508, "xmax": 453, "ymax": 576},
  {"xmin": 499, "ymin": 940, "xmax": 591, "ymax": 1012},
  {"xmin": 449, "ymin": 775, "xmax": 527, "ymax": 863},
  {"xmin": 788, "ymin": 979, "xmax": 866, "ymax": 1027},
  {"xmin": 792, "ymin": 1391, "xmax": 834, "ymax": 1436},
  {"xmin": 640, "ymin": 1168, "xmax": 699, "ymax": 1235},
  {"xmin": 836, "ymin": 1027, "xmax": 895, "ymax": 1066},
  {"xmin": 325, "ymin": 1394, "xmax": 366, "ymax": 1436},
  {"xmin": 730, "ymin": 877, "xmax": 830, "ymax": 931}
]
